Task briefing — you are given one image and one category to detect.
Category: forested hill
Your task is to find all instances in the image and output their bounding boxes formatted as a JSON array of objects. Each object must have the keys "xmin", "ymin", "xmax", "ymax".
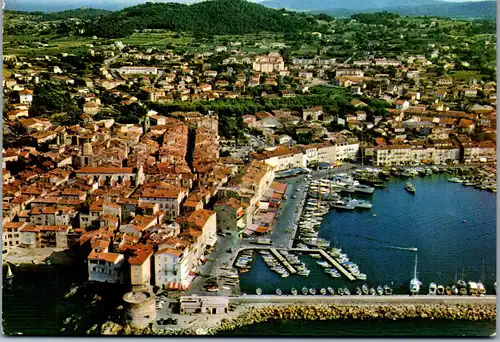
[
  {"xmin": 39, "ymin": 8, "xmax": 112, "ymax": 21},
  {"xmin": 84, "ymin": 0, "xmax": 318, "ymax": 38}
]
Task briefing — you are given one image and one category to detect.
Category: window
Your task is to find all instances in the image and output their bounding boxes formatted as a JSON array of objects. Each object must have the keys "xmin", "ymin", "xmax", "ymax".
[
  {"xmin": 14, "ymin": 234, "xmax": 19, "ymax": 238},
  {"xmin": 9, "ymin": 241, "xmax": 13, "ymax": 246},
  {"xmin": 7, "ymin": 234, "xmax": 12, "ymax": 238}
]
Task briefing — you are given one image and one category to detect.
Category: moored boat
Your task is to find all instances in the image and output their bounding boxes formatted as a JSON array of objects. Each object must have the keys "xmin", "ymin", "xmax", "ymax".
[
  {"xmin": 327, "ymin": 287, "xmax": 335, "ymax": 295},
  {"xmin": 428, "ymin": 282, "xmax": 437, "ymax": 295},
  {"xmin": 337, "ymin": 288, "xmax": 344, "ymax": 296},
  {"xmin": 409, "ymin": 254, "xmax": 421, "ymax": 295},
  {"xmin": 276, "ymin": 288, "xmax": 282, "ymax": 296},
  {"xmin": 384, "ymin": 285, "xmax": 393, "ymax": 295},
  {"xmin": 405, "ymin": 182, "xmax": 416, "ymax": 194},
  {"xmin": 457, "ymin": 280, "xmax": 468, "ymax": 295},
  {"xmin": 436, "ymin": 285, "xmax": 445, "ymax": 295},
  {"xmin": 343, "ymin": 288, "xmax": 351, "ymax": 296},
  {"xmin": 369, "ymin": 287, "xmax": 376, "ymax": 295},
  {"xmin": 355, "ymin": 286, "xmax": 362, "ymax": 295},
  {"xmin": 452, "ymin": 285, "xmax": 459, "ymax": 295},
  {"xmin": 376, "ymin": 285, "xmax": 383, "ymax": 296},
  {"xmin": 362, "ymin": 284, "xmax": 369, "ymax": 295},
  {"xmin": 445, "ymin": 285, "xmax": 452, "ymax": 295},
  {"xmin": 256, "ymin": 288, "xmax": 262, "ymax": 295},
  {"xmin": 309, "ymin": 288, "xmax": 316, "ymax": 295},
  {"xmin": 320, "ymin": 288, "xmax": 327, "ymax": 295},
  {"xmin": 302, "ymin": 287, "xmax": 309, "ymax": 295},
  {"xmin": 478, "ymin": 282, "xmax": 486, "ymax": 296},
  {"xmin": 291, "ymin": 288, "xmax": 298, "ymax": 296}
]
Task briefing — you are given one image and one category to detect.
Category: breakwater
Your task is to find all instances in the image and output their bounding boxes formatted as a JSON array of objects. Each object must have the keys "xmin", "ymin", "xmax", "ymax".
[{"xmin": 96, "ymin": 300, "xmax": 496, "ymax": 336}]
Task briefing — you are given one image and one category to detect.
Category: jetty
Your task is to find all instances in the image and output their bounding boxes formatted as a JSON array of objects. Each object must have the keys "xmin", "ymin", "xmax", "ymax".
[
  {"xmin": 317, "ymin": 249, "xmax": 356, "ymax": 281},
  {"xmin": 270, "ymin": 249, "xmax": 297, "ymax": 274}
]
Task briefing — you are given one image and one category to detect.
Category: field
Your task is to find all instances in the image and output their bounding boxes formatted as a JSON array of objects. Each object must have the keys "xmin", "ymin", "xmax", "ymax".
[{"xmin": 3, "ymin": 35, "xmax": 102, "ymax": 55}]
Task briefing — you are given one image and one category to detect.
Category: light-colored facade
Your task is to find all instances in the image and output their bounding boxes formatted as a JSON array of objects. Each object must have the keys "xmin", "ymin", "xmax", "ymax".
[
  {"xmin": 251, "ymin": 146, "xmax": 306, "ymax": 172},
  {"xmin": 374, "ymin": 145, "xmax": 413, "ymax": 166},
  {"xmin": 88, "ymin": 250, "xmax": 125, "ymax": 284},
  {"xmin": 253, "ymin": 53, "xmax": 286, "ymax": 73},
  {"xmin": 154, "ymin": 247, "xmax": 191, "ymax": 289}
]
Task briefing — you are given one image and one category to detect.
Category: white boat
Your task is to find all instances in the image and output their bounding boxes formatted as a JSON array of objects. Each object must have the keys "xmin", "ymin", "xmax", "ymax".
[
  {"xmin": 291, "ymin": 288, "xmax": 298, "ymax": 295},
  {"xmin": 298, "ymin": 269, "xmax": 311, "ymax": 276},
  {"xmin": 428, "ymin": 282, "xmax": 437, "ymax": 295},
  {"xmin": 356, "ymin": 273, "xmax": 367, "ymax": 281},
  {"xmin": 436, "ymin": 284, "xmax": 445, "ymax": 295},
  {"xmin": 409, "ymin": 254, "xmax": 421, "ymax": 295},
  {"xmin": 478, "ymin": 282, "xmax": 486, "ymax": 296},
  {"xmin": 309, "ymin": 288, "xmax": 316, "ymax": 295},
  {"xmin": 6, "ymin": 264, "xmax": 14, "ymax": 279},
  {"xmin": 331, "ymin": 199, "xmax": 355, "ymax": 210},
  {"xmin": 222, "ymin": 286, "xmax": 231, "ymax": 290},
  {"xmin": 276, "ymin": 288, "xmax": 282, "ymax": 296},
  {"xmin": 302, "ymin": 287, "xmax": 309, "ymax": 295},
  {"xmin": 320, "ymin": 288, "xmax": 327, "ymax": 295},
  {"xmin": 348, "ymin": 198, "xmax": 372, "ymax": 209},
  {"xmin": 354, "ymin": 184, "xmax": 375, "ymax": 194},
  {"xmin": 256, "ymin": 288, "xmax": 262, "ymax": 295},
  {"xmin": 317, "ymin": 260, "xmax": 330, "ymax": 268},
  {"xmin": 448, "ymin": 177, "xmax": 463, "ymax": 183}
]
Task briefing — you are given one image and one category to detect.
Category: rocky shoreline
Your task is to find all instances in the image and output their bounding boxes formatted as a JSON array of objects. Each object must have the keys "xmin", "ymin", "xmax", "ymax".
[{"xmin": 95, "ymin": 302, "xmax": 497, "ymax": 336}]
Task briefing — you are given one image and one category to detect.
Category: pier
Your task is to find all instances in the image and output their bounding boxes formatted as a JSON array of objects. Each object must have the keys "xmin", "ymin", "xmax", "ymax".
[
  {"xmin": 270, "ymin": 249, "xmax": 297, "ymax": 274},
  {"xmin": 317, "ymin": 249, "xmax": 356, "ymax": 281}
]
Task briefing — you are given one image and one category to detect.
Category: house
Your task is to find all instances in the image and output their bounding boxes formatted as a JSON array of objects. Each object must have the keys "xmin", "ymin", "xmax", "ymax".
[
  {"xmin": 3, "ymin": 222, "xmax": 26, "ymax": 254},
  {"xmin": 179, "ymin": 295, "xmax": 229, "ymax": 314},
  {"xmin": 302, "ymin": 106, "xmax": 323, "ymax": 121},
  {"xmin": 116, "ymin": 66, "xmax": 158, "ymax": 75},
  {"xmin": 87, "ymin": 249, "xmax": 125, "ymax": 284},
  {"xmin": 395, "ymin": 100, "xmax": 410, "ymax": 111},
  {"xmin": 374, "ymin": 145, "xmax": 413, "ymax": 166},
  {"xmin": 253, "ymin": 53, "xmax": 286, "ymax": 73},
  {"xmin": 20, "ymin": 224, "xmax": 71, "ymax": 249},
  {"xmin": 127, "ymin": 246, "xmax": 154, "ymax": 291},
  {"xmin": 83, "ymin": 102, "xmax": 100, "ymax": 115},
  {"xmin": 154, "ymin": 245, "xmax": 191, "ymax": 290},
  {"xmin": 214, "ymin": 197, "xmax": 249, "ymax": 236},
  {"xmin": 250, "ymin": 145, "xmax": 306, "ymax": 172},
  {"xmin": 19, "ymin": 89, "xmax": 33, "ymax": 105}
]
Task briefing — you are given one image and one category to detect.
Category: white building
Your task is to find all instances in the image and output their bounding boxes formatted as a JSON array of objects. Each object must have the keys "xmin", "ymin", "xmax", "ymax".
[
  {"xmin": 251, "ymin": 146, "xmax": 306, "ymax": 172},
  {"xmin": 87, "ymin": 249, "xmax": 125, "ymax": 284},
  {"xmin": 116, "ymin": 66, "xmax": 158, "ymax": 75}
]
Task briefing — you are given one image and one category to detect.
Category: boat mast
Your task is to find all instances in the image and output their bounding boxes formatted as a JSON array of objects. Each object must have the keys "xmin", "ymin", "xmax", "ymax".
[
  {"xmin": 481, "ymin": 253, "xmax": 485, "ymax": 282},
  {"xmin": 413, "ymin": 253, "xmax": 418, "ymax": 279}
]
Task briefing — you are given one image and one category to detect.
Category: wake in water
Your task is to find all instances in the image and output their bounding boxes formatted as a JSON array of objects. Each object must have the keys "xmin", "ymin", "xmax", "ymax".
[{"xmin": 339, "ymin": 233, "xmax": 417, "ymax": 251}]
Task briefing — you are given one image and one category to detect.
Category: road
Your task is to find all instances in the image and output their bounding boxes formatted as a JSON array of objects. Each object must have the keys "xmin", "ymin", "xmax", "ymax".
[
  {"xmin": 187, "ymin": 163, "xmax": 357, "ymax": 295},
  {"xmin": 268, "ymin": 163, "xmax": 356, "ymax": 249}
]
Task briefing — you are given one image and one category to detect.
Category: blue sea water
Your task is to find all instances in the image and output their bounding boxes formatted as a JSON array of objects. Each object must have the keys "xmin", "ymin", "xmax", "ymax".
[
  {"xmin": 239, "ymin": 174, "xmax": 497, "ymax": 295},
  {"xmin": 218, "ymin": 319, "xmax": 497, "ymax": 337},
  {"xmin": 2, "ymin": 175, "xmax": 496, "ymax": 336}
]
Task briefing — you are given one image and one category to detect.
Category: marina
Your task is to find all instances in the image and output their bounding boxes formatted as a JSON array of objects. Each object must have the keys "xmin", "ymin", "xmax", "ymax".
[{"xmin": 239, "ymin": 167, "xmax": 495, "ymax": 297}]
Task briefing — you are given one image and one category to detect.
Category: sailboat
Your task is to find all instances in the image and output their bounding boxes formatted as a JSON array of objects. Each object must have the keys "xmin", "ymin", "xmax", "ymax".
[
  {"xmin": 6, "ymin": 264, "xmax": 14, "ymax": 279},
  {"xmin": 409, "ymin": 253, "xmax": 421, "ymax": 295}
]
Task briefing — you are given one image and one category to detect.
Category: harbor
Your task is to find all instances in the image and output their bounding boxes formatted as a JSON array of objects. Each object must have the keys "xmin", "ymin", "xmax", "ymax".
[{"xmin": 237, "ymin": 165, "xmax": 496, "ymax": 298}]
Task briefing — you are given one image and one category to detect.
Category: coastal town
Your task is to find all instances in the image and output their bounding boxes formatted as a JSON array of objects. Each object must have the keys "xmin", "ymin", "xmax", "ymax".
[{"xmin": 2, "ymin": 5, "xmax": 497, "ymax": 336}]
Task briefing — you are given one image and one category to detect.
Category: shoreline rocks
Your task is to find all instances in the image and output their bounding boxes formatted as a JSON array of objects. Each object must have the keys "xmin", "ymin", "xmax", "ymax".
[{"xmin": 95, "ymin": 303, "xmax": 496, "ymax": 336}]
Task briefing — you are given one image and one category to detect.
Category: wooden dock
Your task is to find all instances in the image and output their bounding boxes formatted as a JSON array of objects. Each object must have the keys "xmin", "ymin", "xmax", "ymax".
[
  {"xmin": 318, "ymin": 249, "xmax": 356, "ymax": 281},
  {"xmin": 270, "ymin": 249, "xmax": 297, "ymax": 274}
]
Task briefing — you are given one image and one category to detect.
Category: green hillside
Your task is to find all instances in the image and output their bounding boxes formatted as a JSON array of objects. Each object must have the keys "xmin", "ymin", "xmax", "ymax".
[{"xmin": 85, "ymin": 0, "xmax": 318, "ymax": 38}]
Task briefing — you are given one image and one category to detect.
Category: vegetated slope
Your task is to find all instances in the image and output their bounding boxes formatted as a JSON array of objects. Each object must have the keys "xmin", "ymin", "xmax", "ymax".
[
  {"xmin": 85, "ymin": 0, "xmax": 318, "ymax": 38},
  {"xmin": 260, "ymin": 0, "xmax": 440, "ymax": 11},
  {"xmin": 38, "ymin": 8, "xmax": 113, "ymax": 21},
  {"xmin": 312, "ymin": 1, "xmax": 496, "ymax": 19}
]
